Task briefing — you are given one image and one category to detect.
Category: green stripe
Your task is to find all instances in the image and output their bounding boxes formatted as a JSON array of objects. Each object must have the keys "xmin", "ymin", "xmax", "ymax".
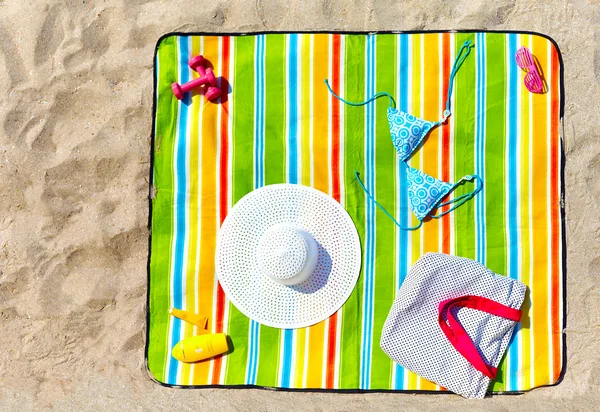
[
  {"xmin": 263, "ymin": 34, "xmax": 287, "ymax": 186},
  {"xmin": 224, "ymin": 35, "xmax": 255, "ymax": 385},
  {"xmin": 453, "ymin": 33, "xmax": 477, "ymax": 259},
  {"xmin": 148, "ymin": 35, "xmax": 179, "ymax": 382},
  {"xmin": 370, "ymin": 34, "xmax": 397, "ymax": 389},
  {"xmin": 484, "ymin": 33, "xmax": 509, "ymax": 391},
  {"xmin": 339, "ymin": 34, "xmax": 366, "ymax": 389},
  {"xmin": 255, "ymin": 33, "xmax": 287, "ymax": 387}
]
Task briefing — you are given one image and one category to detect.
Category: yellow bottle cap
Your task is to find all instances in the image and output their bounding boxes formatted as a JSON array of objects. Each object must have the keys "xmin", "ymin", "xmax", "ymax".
[{"xmin": 171, "ymin": 340, "xmax": 186, "ymax": 362}]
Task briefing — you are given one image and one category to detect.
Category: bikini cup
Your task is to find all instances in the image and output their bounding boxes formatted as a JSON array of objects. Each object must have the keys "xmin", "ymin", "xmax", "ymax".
[
  {"xmin": 325, "ymin": 40, "xmax": 473, "ymax": 162},
  {"xmin": 355, "ymin": 167, "xmax": 483, "ymax": 230}
]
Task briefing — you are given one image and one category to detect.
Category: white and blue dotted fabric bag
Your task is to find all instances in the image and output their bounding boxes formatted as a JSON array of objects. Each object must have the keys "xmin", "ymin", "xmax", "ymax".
[{"xmin": 380, "ymin": 253, "xmax": 526, "ymax": 398}]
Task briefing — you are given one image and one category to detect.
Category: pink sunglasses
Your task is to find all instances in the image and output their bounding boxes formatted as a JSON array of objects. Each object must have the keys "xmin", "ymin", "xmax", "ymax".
[{"xmin": 515, "ymin": 46, "xmax": 544, "ymax": 93}]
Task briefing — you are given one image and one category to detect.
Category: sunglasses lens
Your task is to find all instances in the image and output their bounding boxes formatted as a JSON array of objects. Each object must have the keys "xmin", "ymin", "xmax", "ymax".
[
  {"xmin": 524, "ymin": 72, "xmax": 543, "ymax": 93},
  {"xmin": 516, "ymin": 47, "xmax": 534, "ymax": 68}
]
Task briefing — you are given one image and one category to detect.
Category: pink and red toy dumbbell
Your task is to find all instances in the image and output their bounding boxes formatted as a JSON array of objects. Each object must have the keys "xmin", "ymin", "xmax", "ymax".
[{"xmin": 171, "ymin": 55, "xmax": 222, "ymax": 101}]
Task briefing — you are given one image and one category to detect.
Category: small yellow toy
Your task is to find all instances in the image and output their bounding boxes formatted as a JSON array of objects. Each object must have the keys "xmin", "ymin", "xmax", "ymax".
[{"xmin": 169, "ymin": 307, "xmax": 208, "ymax": 330}]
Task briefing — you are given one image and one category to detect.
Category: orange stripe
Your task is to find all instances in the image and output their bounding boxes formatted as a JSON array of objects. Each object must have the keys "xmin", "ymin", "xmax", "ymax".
[
  {"xmin": 305, "ymin": 33, "xmax": 330, "ymax": 388},
  {"xmin": 211, "ymin": 36, "xmax": 231, "ymax": 385},
  {"xmin": 549, "ymin": 44, "xmax": 561, "ymax": 382}
]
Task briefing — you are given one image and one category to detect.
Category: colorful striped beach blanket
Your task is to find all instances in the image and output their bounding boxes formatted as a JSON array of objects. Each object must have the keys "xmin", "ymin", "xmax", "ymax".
[{"xmin": 147, "ymin": 31, "xmax": 564, "ymax": 392}]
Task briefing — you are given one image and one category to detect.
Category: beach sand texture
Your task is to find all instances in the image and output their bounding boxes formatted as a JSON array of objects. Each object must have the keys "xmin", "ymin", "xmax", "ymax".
[{"xmin": 0, "ymin": 0, "xmax": 599, "ymax": 410}]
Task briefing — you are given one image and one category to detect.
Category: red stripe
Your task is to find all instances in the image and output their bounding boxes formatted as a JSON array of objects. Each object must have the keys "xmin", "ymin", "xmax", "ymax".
[
  {"xmin": 550, "ymin": 46, "xmax": 561, "ymax": 382},
  {"xmin": 441, "ymin": 33, "xmax": 451, "ymax": 252},
  {"xmin": 325, "ymin": 34, "xmax": 341, "ymax": 389},
  {"xmin": 331, "ymin": 34, "xmax": 341, "ymax": 202},
  {"xmin": 212, "ymin": 36, "xmax": 230, "ymax": 385}
]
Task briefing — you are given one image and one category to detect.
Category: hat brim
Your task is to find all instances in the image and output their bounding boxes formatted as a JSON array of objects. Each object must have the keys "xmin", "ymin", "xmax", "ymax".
[{"xmin": 215, "ymin": 184, "xmax": 362, "ymax": 329}]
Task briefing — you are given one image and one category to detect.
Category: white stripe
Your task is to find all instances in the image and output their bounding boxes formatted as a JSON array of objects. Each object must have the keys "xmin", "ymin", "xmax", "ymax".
[
  {"xmin": 408, "ymin": 35, "xmax": 414, "ymax": 269},
  {"xmin": 328, "ymin": 34, "xmax": 334, "ymax": 195},
  {"xmin": 309, "ymin": 34, "xmax": 315, "ymax": 187},
  {"xmin": 285, "ymin": 34, "xmax": 291, "ymax": 183},
  {"xmin": 419, "ymin": 34, "xmax": 424, "ymax": 266}
]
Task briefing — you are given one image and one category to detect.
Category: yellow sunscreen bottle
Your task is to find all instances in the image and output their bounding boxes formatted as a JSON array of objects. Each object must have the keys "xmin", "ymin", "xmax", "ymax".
[
  {"xmin": 169, "ymin": 307, "xmax": 208, "ymax": 330},
  {"xmin": 171, "ymin": 333, "xmax": 230, "ymax": 363}
]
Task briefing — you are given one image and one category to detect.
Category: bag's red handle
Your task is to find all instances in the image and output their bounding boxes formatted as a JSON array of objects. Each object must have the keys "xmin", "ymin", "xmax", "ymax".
[{"xmin": 438, "ymin": 295, "xmax": 522, "ymax": 379}]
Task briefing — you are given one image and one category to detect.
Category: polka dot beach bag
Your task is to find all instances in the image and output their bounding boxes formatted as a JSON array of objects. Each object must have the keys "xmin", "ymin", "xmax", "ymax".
[{"xmin": 380, "ymin": 253, "xmax": 526, "ymax": 398}]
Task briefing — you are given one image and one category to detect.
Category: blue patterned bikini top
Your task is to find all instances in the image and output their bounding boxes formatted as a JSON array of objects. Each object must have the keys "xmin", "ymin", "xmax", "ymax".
[{"xmin": 325, "ymin": 40, "xmax": 482, "ymax": 230}]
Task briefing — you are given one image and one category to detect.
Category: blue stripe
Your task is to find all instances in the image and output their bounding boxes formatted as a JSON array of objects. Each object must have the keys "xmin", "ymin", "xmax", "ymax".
[
  {"xmin": 247, "ymin": 34, "xmax": 266, "ymax": 385},
  {"xmin": 167, "ymin": 36, "xmax": 190, "ymax": 384},
  {"xmin": 287, "ymin": 33, "xmax": 299, "ymax": 184},
  {"xmin": 280, "ymin": 33, "xmax": 297, "ymax": 389},
  {"xmin": 393, "ymin": 33, "xmax": 409, "ymax": 390},
  {"xmin": 475, "ymin": 33, "xmax": 487, "ymax": 264},
  {"xmin": 360, "ymin": 34, "xmax": 376, "ymax": 390},
  {"xmin": 506, "ymin": 33, "xmax": 520, "ymax": 391}
]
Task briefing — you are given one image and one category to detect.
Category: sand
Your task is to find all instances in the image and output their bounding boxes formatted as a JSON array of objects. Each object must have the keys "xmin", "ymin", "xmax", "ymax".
[{"xmin": 0, "ymin": 0, "xmax": 599, "ymax": 410}]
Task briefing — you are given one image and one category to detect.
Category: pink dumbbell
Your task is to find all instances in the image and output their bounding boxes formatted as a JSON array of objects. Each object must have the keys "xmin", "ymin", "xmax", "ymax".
[
  {"xmin": 171, "ymin": 56, "xmax": 221, "ymax": 101},
  {"xmin": 188, "ymin": 55, "xmax": 222, "ymax": 101}
]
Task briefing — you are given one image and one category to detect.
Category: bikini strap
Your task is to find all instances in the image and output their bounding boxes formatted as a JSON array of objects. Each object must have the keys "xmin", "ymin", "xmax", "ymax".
[
  {"xmin": 325, "ymin": 79, "xmax": 396, "ymax": 109},
  {"xmin": 430, "ymin": 174, "xmax": 482, "ymax": 218},
  {"xmin": 439, "ymin": 40, "xmax": 474, "ymax": 124},
  {"xmin": 354, "ymin": 171, "xmax": 422, "ymax": 231}
]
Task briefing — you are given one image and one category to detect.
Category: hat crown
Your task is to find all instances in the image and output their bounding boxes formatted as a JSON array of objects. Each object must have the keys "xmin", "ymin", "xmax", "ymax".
[{"xmin": 257, "ymin": 224, "xmax": 318, "ymax": 286}]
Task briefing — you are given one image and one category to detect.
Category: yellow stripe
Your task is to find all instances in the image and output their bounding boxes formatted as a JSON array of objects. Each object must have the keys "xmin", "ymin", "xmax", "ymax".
[
  {"xmin": 530, "ymin": 34, "xmax": 550, "ymax": 388},
  {"xmin": 313, "ymin": 34, "xmax": 330, "ymax": 193},
  {"xmin": 418, "ymin": 33, "xmax": 441, "ymax": 392},
  {"xmin": 190, "ymin": 35, "xmax": 220, "ymax": 385},
  {"xmin": 301, "ymin": 34, "xmax": 312, "ymax": 187},
  {"xmin": 294, "ymin": 328, "xmax": 307, "ymax": 387}
]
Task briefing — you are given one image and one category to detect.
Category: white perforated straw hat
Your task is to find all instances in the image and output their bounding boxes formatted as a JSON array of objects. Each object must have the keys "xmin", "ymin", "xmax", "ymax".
[{"xmin": 215, "ymin": 184, "xmax": 362, "ymax": 329}]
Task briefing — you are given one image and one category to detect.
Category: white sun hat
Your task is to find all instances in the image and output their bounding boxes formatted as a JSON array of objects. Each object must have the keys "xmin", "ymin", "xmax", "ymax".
[{"xmin": 215, "ymin": 184, "xmax": 362, "ymax": 329}]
